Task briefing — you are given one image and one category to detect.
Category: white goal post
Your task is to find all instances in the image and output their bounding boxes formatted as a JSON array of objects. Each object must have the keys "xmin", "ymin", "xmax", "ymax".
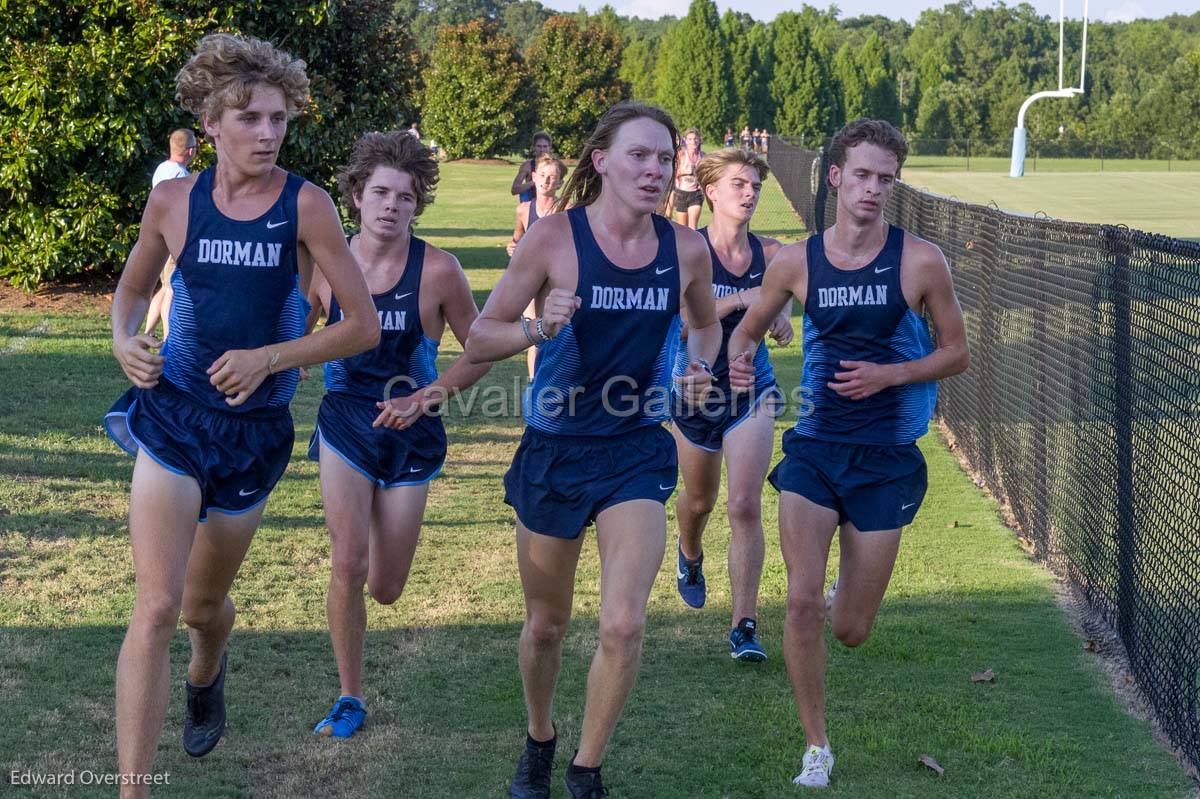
[{"xmin": 1009, "ymin": 0, "xmax": 1089, "ymax": 177}]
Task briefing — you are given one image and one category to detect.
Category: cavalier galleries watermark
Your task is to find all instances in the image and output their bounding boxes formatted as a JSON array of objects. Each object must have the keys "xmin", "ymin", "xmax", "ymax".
[
  {"xmin": 9, "ymin": 769, "xmax": 170, "ymax": 787},
  {"xmin": 380, "ymin": 374, "xmax": 816, "ymax": 420}
]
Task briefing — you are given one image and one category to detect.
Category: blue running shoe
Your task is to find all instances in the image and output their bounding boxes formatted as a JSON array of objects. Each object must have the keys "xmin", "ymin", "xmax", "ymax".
[
  {"xmin": 314, "ymin": 695, "xmax": 367, "ymax": 738},
  {"xmin": 729, "ymin": 617, "xmax": 767, "ymax": 662},
  {"xmin": 676, "ymin": 545, "xmax": 706, "ymax": 609},
  {"xmin": 183, "ymin": 651, "xmax": 227, "ymax": 757}
]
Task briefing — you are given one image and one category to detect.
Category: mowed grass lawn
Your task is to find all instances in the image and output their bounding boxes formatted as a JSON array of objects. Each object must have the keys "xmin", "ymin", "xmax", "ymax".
[
  {"xmin": 0, "ymin": 162, "xmax": 1192, "ymax": 798},
  {"xmin": 900, "ymin": 168, "xmax": 1200, "ymax": 240}
]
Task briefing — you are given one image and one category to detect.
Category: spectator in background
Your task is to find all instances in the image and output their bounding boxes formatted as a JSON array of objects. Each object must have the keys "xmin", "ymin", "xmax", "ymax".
[
  {"xmin": 673, "ymin": 127, "xmax": 706, "ymax": 229},
  {"xmin": 144, "ymin": 129, "xmax": 197, "ymax": 337},
  {"xmin": 510, "ymin": 131, "xmax": 553, "ymax": 204},
  {"xmin": 408, "ymin": 122, "xmax": 421, "ymax": 140}
]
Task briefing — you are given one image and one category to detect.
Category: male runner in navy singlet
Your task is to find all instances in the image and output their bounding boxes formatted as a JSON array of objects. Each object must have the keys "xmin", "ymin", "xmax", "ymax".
[
  {"xmin": 669, "ymin": 147, "xmax": 793, "ymax": 662},
  {"xmin": 306, "ymin": 131, "xmax": 490, "ymax": 738},
  {"xmin": 467, "ymin": 102, "xmax": 722, "ymax": 799},
  {"xmin": 728, "ymin": 119, "xmax": 969, "ymax": 789},
  {"xmin": 104, "ymin": 34, "xmax": 379, "ymax": 796}
]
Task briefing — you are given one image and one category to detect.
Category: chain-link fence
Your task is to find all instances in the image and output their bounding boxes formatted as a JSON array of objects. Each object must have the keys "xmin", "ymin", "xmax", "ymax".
[{"xmin": 771, "ymin": 136, "xmax": 1200, "ymax": 775}]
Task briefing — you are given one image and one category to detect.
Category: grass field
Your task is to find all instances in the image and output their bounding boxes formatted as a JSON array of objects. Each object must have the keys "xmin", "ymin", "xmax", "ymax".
[
  {"xmin": 1, "ymin": 162, "xmax": 1194, "ymax": 798},
  {"xmin": 900, "ymin": 168, "xmax": 1199, "ymax": 240},
  {"xmin": 905, "ymin": 155, "xmax": 1200, "ymax": 174}
]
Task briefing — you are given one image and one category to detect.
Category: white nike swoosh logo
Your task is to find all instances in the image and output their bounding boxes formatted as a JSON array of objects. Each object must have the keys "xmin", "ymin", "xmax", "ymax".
[
  {"xmin": 266, "ymin": 220, "xmax": 288, "ymax": 229},
  {"xmin": 901, "ymin": 502, "xmax": 916, "ymax": 510},
  {"xmin": 655, "ymin": 267, "xmax": 674, "ymax": 275},
  {"xmin": 749, "ymin": 272, "xmax": 762, "ymax": 279},
  {"xmin": 409, "ymin": 466, "xmax": 423, "ymax": 473},
  {"xmin": 239, "ymin": 488, "xmax": 260, "ymax": 496},
  {"xmin": 875, "ymin": 266, "xmax": 893, "ymax": 273},
  {"xmin": 395, "ymin": 292, "xmax": 412, "ymax": 300},
  {"xmin": 659, "ymin": 484, "xmax": 674, "ymax": 491}
]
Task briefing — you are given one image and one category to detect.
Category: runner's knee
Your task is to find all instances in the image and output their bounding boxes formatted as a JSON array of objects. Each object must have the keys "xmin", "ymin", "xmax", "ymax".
[
  {"xmin": 598, "ymin": 612, "xmax": 645, "ymax": 657},
  {"xmin": 180, "ymin": 594, "xmax": 226, "ymax": 630},
  {"xmin": 525, "ymin": 611, "xmax": 570, "ymax": 648}
]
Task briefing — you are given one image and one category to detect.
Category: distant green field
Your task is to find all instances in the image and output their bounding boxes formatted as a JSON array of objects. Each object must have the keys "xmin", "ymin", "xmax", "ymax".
[
  {"xmin": 905, "ymin": 155, "xmax": 1200, "ymax": 173},
  {"xmin": 900, "ymin": 169, "xmax": 1199, "ymax": 240}
]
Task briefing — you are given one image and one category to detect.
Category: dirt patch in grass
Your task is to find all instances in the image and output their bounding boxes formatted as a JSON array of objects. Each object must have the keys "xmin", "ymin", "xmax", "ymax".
[{"xmin": 0, "ymin": 275, "xmax": 115, "ymax": 313}]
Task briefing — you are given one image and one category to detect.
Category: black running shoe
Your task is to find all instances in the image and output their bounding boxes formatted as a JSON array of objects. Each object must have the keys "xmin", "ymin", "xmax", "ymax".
[
  {"xmin": 182, "ymin": 651, "xmax": 227, "ymax": 757},
  {"xmin": 565, "ymin": 764, "xmax": 609, "ymax": 798},
  {"xmin": 510, "ymin": 733, "xmax": 556, "ymax": 798}
]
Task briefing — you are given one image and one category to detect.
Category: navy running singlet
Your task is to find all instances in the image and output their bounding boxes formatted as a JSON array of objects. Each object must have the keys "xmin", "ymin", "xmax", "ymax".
[
  {"xmin": 796, "ymin": 224, "xmax": 936, "ymax": 445},
  {"xmin": 524, "ymin": 207, "xmax": 681, "ymax": 436},
  {"xmin": 673, "ymin": 228, "xmax": 774, "ymax": 392},
  {"xmin": 161, "ymin": 167, "xmax": 308, "ymax": 412},
  {"xmin": 527, "ymin": 198, "xmax": 540, "ymax": 228},
  {"xmin": 324, "ymin": 237, "xmax": 438, "ymax": 401}
]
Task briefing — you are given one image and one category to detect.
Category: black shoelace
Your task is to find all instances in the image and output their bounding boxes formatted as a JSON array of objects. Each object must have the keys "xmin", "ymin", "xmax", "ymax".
[
  {"xmin": 187, "ymin": 689, "xmax": 207, "ymax": 726},
  {"xmin": 522, "ymin": 744, "xmax": 555, "ymax": 782},
  {"xmin": 684, "ymin": 562, "xmax": 701, "ymax": 585}
]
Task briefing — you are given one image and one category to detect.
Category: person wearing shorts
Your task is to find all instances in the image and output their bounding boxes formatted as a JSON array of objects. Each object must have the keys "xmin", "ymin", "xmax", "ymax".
[
  {"xmin": 305, "ymin": 131, "xmax": 489, "ymax": 739},
  {"xmin": 104, "ymin": 33, "xmax": 379, "ymax": 797},
  {"xmin": 466, "ymin": 102, "xmax": 721, "ymax": 799},
  {"xmin": 668, "ymin": 147, "xmax": 792, "ymax": 663},
  {"xmin": 727, "ymin": 118, "xmax": 969, "ymax": 790},
  {"xmin": 672, "ymin": 127, "xmax": 705, "ymax": 229}
]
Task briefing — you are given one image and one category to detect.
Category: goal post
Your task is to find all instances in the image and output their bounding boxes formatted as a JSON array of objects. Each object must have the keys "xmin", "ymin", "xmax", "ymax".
[{"xmin": 1010, "ymin": 0, "xmax": 1089, "ymax": 177}]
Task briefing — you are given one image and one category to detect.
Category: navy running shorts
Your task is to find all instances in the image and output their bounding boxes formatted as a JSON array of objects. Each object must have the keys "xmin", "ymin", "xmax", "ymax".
[
  {"xmin": 104, "ymin": 381, "xmax": 294, "ymax": 522},
  {"xmin": 308, "ymin": 391, "xmax": 446, "ymax": 488},
  {"xmin": 671, "ymin": 383, "xmax": 783, "ymax": 452},
  {"xmin": 504, "ymin": 424, "xmax": 677, "ymax": 539},
  {"xmin": 768, "ymin": 430, "xmax": 927, "ymax": 532}
]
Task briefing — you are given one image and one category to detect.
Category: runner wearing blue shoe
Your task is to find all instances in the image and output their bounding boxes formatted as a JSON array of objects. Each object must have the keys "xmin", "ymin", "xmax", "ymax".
[
  {"xmin": 307, "ymin": 131, "xmax": 490, "ymax": 738},
  {"xmin": 727, "ymin": 119, "xmax": 969, "ymax": 788},
  {"xmin": 104, "ymin": 34, "xmax": 379, "ymax": 796},
  {"xmin": 669, "ymin": 148, "xmax": 792, "ymax": 664},
  {"xmin": 467, "ymin": 101, "xmax": 720, "ymax": 799}
]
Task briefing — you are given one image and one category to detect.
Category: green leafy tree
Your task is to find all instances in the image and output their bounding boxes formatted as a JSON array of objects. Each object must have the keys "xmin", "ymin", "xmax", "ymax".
[
  {"xmin": 833, "ymin": 32, "xmax": 898, "ymax": 123},
  {"xmin": 502, "ymin": 0, "xmax": 553, "ymax": 53},
  {"xmin": 528, "ymin": 16, "xmax": 627, "ymax": 158},
  {"xmin": 0, "ymin": 0, "xmax": 420, "ymax": 287},
  {"xmin": 421, "ymin": 20, "xmax": 534, "ymax": 158},
  {"xmin": 769, "ymin": 10, "xmax": 839, "ymax": 142},
  {"xmin": 1137, "ymin": 46, "xmax": 1200, "ymax": 157},
  {"xmin": 657, "ymin": 0, "xmax": 733, "ymax": 141},
  {"xmin": 746, "ymin": 22, "xmax": 775, "ymax": 129},
  {"xmin": 620, "ymin": 36, "xmax": 659, "ymax": 102},
  {"xmin": 721, "ymin": 10, "xmax": 753, "ymax": 130}
]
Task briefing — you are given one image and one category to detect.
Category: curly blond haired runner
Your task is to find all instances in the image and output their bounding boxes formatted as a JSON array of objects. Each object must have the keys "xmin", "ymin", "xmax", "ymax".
[
  {"xmin": 337, "ymin": 131, "xmax": 440, "ymax": 224},
  {"xmin": 104, "ymin": 32, "xmax": 380, "ymax": 798},
  {"xmin": 175, "ymin": 33, "xmax": 310, "ymax": 125}
]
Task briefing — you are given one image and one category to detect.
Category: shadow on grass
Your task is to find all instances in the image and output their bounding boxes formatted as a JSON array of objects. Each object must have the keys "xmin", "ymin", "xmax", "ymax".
[{"xmin": 1, "ymin": 592, "xmax": 1192, "ymax": 798}]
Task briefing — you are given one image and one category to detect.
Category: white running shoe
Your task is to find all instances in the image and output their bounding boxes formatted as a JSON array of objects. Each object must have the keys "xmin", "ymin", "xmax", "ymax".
[
  {"xmin": 824, "ymin": 579, "xmax": 839, "ymax": 620},
  {"xmin": 793, "ymin": 744, "xmax": 835, "ymax": 788}
]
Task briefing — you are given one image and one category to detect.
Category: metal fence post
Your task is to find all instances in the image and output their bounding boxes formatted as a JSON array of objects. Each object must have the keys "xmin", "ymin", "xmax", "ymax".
[{"xmin": 1107, "ymin": 225, "xmax": 1136, "ymax": 660}]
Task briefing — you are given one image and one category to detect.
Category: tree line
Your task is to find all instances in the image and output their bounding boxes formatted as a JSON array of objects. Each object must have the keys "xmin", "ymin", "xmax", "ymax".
[{"xmin": 1, "ymin": 0, "xmax": 1196, "ymax": 286}]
